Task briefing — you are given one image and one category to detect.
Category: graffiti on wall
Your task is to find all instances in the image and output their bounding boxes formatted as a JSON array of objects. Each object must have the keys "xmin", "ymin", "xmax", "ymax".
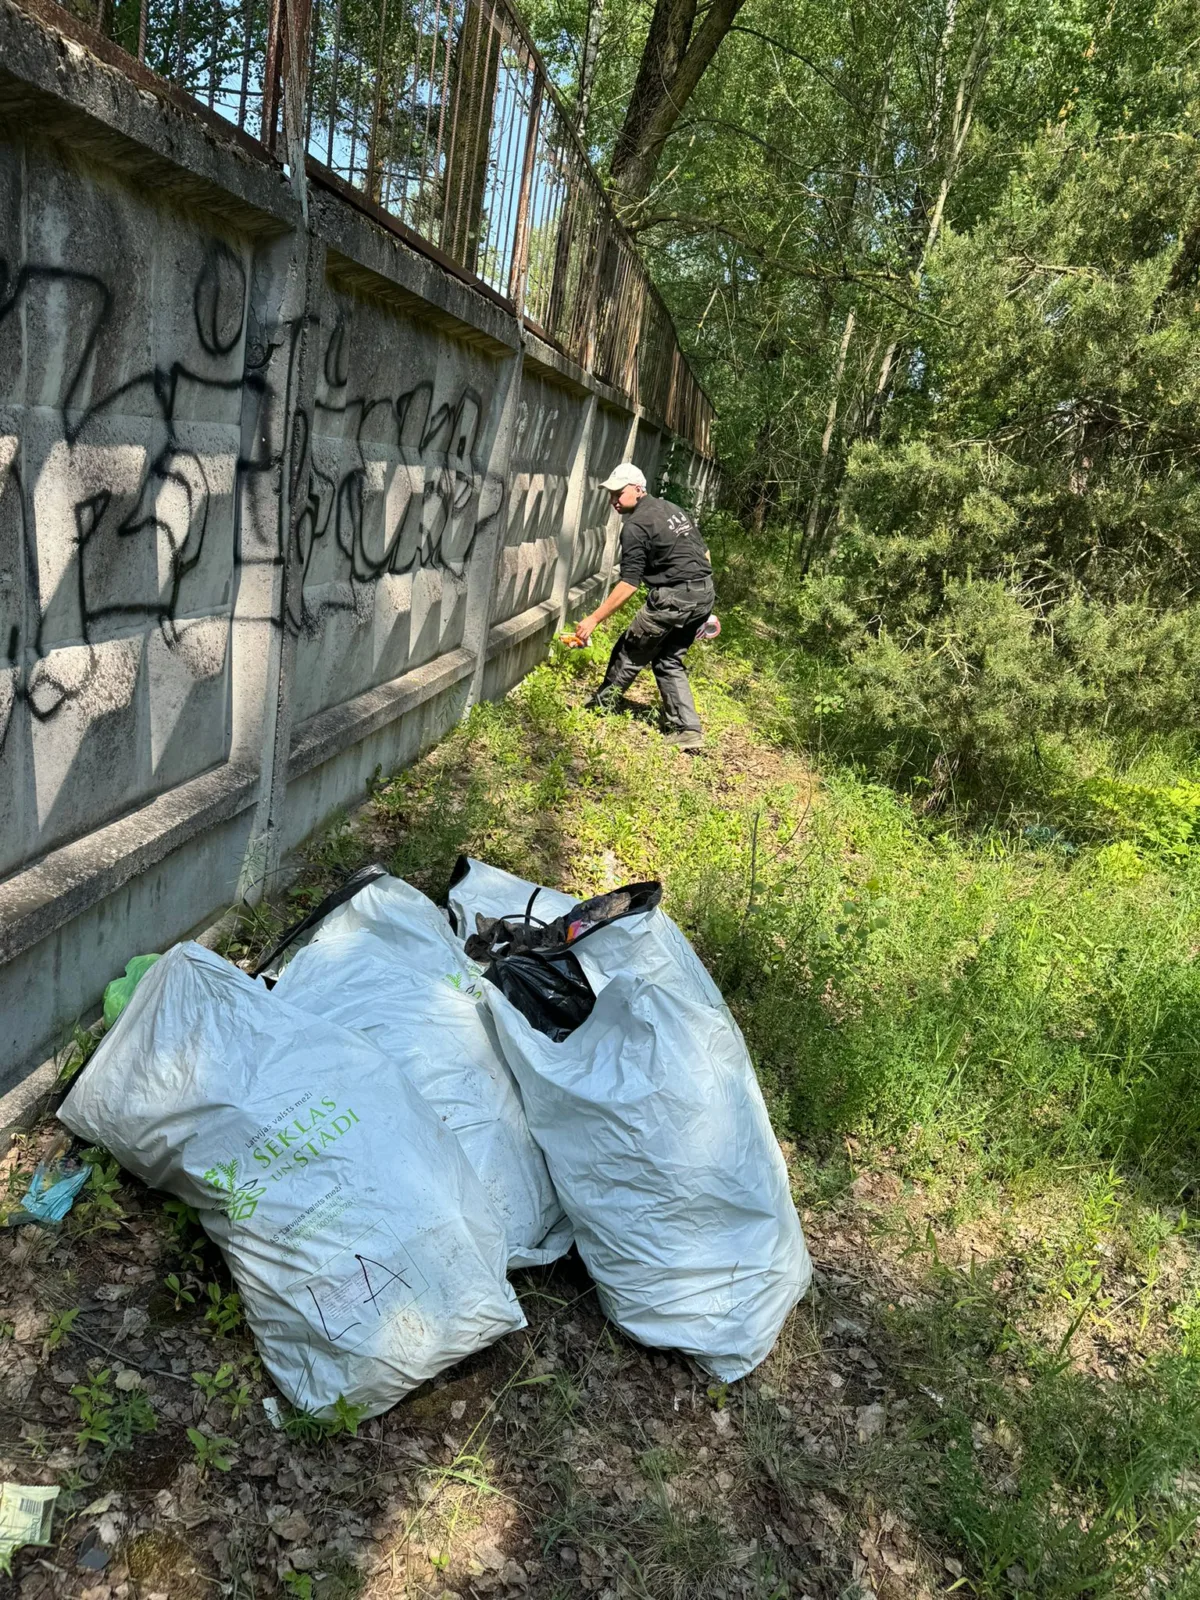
[
  {"xmin": 0, "ymin": 250, "xmax": 512, "ymax": 746},
  {"xmin": 0, "ymin": 236, "xmax": 532, "ymax": 869},
  {"xmin": 289, "ymin": 309, "xmax": 504, "ymax": 637},
  {"xmin": 0, "ymin": 245, "xmax": 262, "ymax": 742}
]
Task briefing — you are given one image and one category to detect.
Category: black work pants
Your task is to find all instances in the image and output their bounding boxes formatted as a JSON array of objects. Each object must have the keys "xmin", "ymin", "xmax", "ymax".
[{"xmin": 597, "ymin": 579, "xmax": 715, "ymax": 734}]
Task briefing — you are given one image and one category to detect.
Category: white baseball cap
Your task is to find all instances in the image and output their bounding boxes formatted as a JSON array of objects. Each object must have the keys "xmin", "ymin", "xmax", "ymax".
[{"xmin": 600, "ymin": 462, "xmax": 647, "ymax": 492}]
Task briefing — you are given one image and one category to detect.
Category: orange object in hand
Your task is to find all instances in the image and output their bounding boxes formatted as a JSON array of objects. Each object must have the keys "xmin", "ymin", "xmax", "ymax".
[{"xmin": 560, "ymin": 630, "xmax": 586, "ymax": 648}]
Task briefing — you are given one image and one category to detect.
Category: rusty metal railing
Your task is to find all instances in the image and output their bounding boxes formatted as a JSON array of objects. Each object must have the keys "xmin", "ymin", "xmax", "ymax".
[{"xmin": 42, "ymin": 0, "xmax": 713, "ymax": 455}]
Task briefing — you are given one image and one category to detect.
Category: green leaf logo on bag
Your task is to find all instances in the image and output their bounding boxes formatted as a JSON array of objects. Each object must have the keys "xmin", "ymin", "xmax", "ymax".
[{"xmin": 203, "ymin": 1158, "xmax": 267, "ymax": 1223}]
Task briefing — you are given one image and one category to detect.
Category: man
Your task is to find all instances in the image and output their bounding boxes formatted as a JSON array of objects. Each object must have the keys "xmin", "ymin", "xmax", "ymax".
[{"xmin": 574, "ymin": 463, "xmax": 715, "ymax": 751}]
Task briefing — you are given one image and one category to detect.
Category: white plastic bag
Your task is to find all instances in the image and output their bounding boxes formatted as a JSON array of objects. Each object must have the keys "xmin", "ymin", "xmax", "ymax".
[
  {"xmin": 450, "ymin": 860, "xmax": 811, "ymax": 1379},
  {"xmin": 486, "ymin": 972, "xmax": 811, "ymax": 1379},
  {"xmin": 274, "ymin": 883, "xmax": 570, "ymax": 1268},
  {"xmin": 290, "ymin": 871, "xmax": 472, "ymax": 981},
  {"xmin": 59, "ymin": 943, "xmax": 525, "ymax": 1417}
]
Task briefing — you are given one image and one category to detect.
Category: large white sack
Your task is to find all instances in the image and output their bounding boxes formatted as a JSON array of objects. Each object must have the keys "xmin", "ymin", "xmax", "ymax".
[
  {"xmin": 486, "ymin": 970, "xmax": 812, "ymax": 1381},
  {"xmin": 58, "ymin": 943, "xmax": 525, "ymax": 1417},
  {"xmin": 274, "ymin": 911, "xmax": 570, "ymax": 1269},
  {"xmin": 290, "ymin": 871, "xmax": 471, "ymax": 981}
]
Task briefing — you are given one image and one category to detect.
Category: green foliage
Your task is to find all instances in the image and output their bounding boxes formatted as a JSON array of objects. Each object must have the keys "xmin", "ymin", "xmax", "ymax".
[
  {"xmin": 192, "ymin": 1363, "xmax": 251, "ymax": 1417},
  {"xmin": 71, "ymin": 1369, "xmax": 157, "ymax": 1455},
  {"xmin": 164, "ymin": 1271, "xmax": 197, "ymax": 1309},
  {"xmin": 71, "ymin": 1369, "xmax": 115, "ymax": 1448},
  {"xmin": 521, "ymin": 0, "xmax": 1200, "ymax": 826},
  {"xmin": 186, "ymin": 1426, "xmax": 237, "ymax": 1474},
  {"xmin": 66, "ymin": 1150, "xmax": 126, "ymax": 1237},
  {"xmin": 57, "ymin": 1022, "xmax": 103, "ymax": 1085},
  {"xmin": 873, "ymin": 1254, "xmax": 1200, "ymax": 1598},
  {"xmin": 281, "ymin": 1396, "xmax": 367, "ymax": 1444},
  {"xmin": 204, "ymin": 1281, "xmax": 243, "ymax": 1338},
  {"xmin": 245, "ymin": 566, "xmax": 1200, "ymax": 1595},
  {"xmin": 45, "ymin": 1307, "xmax": 79, "ymax": 1351}
]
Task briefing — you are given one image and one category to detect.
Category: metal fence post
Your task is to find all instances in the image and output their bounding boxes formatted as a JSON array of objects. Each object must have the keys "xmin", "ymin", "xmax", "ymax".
[{"xmin": 507, "ymin": 73, "xmax": 543, "ymax": 313}]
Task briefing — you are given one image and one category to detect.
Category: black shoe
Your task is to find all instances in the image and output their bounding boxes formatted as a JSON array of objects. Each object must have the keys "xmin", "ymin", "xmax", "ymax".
[
  {"xmin": 663, "ymin": 729, "xmax": 703, "ymax": 751},
  {"xmin": 586, "ymin": 688, "xmax": 622, "ymax": 713}
]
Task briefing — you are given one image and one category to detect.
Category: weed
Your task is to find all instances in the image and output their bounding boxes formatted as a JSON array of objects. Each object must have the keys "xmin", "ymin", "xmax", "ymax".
[
  {"xmin": 45, "ymin": 1307, "xmax": 79, "ymax": 1351},
  {"xmin": 57, "ymin": 1022, "xmax": 103, "ymax": 1085},
  {"xmin": 164, "ymin": 1271, "xmax": 197, "ymax": 1309},
  {"xmin": 66, "ymin": 1150, "xmax": 125, "ymax": 1236},
  {"xmin": 192, "ymin": 1363, "xmax": 236, "ymax": 1402},
  {"xmin": 71, "ymin": 1369, "xmax": 115, "ymax": 1448},
  {"xmin": 740, "ymin": 1387, "xmax": 833, "ymax": 1504},
  {"xmin": 706, "ymin": 1381, "xmax": 729, "ymax": 1411},
  {"xmin": 330, "ymin": 1394, "xmax": 365, "ymax": 1437},
  {"xmin": 540, "ymin": 1464, "xmax": 738, "ymax": 1600},
  {"xmin": 187, "ymin": 1426, "xmax": 237, "ymax": 1475},
  {"xmin": 217, "ymin": 898, "xmax": 285, "ymax": 965},
  {"xmin": 22, "ymin": 1426, "xmax": 48, "ymax": 1461},
  {"xmin": 638, "ymin": 1446, "xmax": 686, "ymax": 1481},
  {"xmin": 281, "ymin": 1395, "xmax": 366, "ymax": 1444},
  {"xmin": 204, "ymin": 1281, "xmax": 243, "ymax": 1337},
  {"xmin": 163, "ymin": 1197, "xmax": 207, "ymax": 1272},
  {"xmin": 306, "ymin": 809, "xmax": 368, "ymax": 875},
  {"xmin": 71, "ymin": 1368, "xmax": 157, "ymax": 1455}
]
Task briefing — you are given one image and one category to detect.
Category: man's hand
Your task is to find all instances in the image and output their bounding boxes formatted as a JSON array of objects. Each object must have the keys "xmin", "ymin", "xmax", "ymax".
[{"xmin": 578, "ymin": 581, "xmax": 638, "ymax": 644}]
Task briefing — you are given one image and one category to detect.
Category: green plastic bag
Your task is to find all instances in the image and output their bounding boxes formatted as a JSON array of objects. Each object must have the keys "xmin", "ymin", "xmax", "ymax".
[{"xmin": 103, "ymin": 954, "xmax": 162, "ymax": 1028}]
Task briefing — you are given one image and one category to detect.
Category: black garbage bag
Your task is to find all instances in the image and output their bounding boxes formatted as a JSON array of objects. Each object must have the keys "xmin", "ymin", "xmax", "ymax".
[{"xmin": 462, "ymin": 878, "xmax": 662, "ymax": 1041}]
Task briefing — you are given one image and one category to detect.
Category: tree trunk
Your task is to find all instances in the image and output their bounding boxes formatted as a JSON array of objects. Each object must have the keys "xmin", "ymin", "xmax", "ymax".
[
  {"xmin": 796, "ymin": 308, "xmax": 856, "ymax": 567},
  {"xmin": 577, "ymin": 0, "xmax": 604, "ymax": 129},
  {"xmin": 862, "ymin": 8, "xmax": 990, "ymax": 433},
  {"xmin": 609, "ymin": 0, "xmax": 748, "ymax": 212}
]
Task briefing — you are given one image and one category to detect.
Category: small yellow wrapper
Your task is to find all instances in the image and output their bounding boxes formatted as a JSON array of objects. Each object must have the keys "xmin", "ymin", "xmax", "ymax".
[{"xmin": 0, "ymin": 1483, "xmax": 59, "ymax": 1573}]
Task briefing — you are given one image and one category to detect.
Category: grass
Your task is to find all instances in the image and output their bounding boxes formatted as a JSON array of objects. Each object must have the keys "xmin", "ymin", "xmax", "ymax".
[{"xmin": 102, "ymin": 538, "xmax": 1200, "ymax": 1594}]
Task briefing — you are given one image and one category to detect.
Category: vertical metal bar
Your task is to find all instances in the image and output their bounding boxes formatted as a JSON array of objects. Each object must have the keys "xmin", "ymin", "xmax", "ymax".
[
  {"xmin": 365, "ymin": 0, "xmax": 389, "ymax": 200},
  {"xmin": 394, "ymin": 0, "xmax": 427, "ymax": 219},
  {"xmin": 345, "ymin": 31, "xmax": 363, "ymax": 185},
  {"xmin": 508, "ymin": 69, "xmax": 542, "ymax": 308},
  {"xmin": 412, "ymin": 0, "xmax": 445, "ymax": 222},
  {"xmin": 137, "ymin": 0, "xmax": 148, "ymax": 61},
  {"xmin": 397, "ymin": 0, "xmax": 432, "ymax": 223},
  {"xmin": 237, "ymin": 0, "xmax": 253, "ymax": 127},
  {"xmin": 439, "ymin": 0, "xmax": 485, "ymax": 258},
  {"xmin": 490, "ymin": 34, "xmax": 522, "ymax": 289},
  {"xmin": 427, "ymin": 0, "xmax": 456, "ymax": 238},
  {"xmin": 325, "ymin": 0, "xmax": 343, "ymax": 169},
  {"xmin": 464, "ymin": 3, "xmax": 500, "ymax": 273},
  {"xmin": 262, "ymin": 0, "xmax": 284, "ymax": 150},
  {"xmin": 174, "ymin": 0, "xmax": 187, "ymax": 82},
  {"xmin": 378, "ymin": 1, "xmax": 405, "ymax": 209},
  {"xmin": 207, "ymin": 0, "xmax": 220, "ymax": 105},
  {"xmin": 303, "ymin": 0, "xmax": 320, "ymax": 149}
]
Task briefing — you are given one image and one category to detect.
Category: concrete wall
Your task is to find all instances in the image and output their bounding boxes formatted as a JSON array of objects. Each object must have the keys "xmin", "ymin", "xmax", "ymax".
[{"xmin": 0, "ymin": 0, "xmax": 717, "ymax": 1095}]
